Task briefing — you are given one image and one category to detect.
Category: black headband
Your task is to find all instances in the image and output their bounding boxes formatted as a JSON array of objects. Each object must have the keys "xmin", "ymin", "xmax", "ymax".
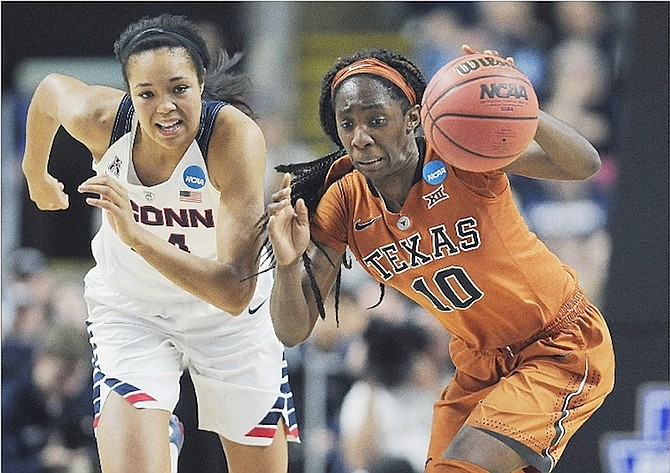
[{"xmin": 120, "ymin": 27, "xmax": 207, "ymax": 66}]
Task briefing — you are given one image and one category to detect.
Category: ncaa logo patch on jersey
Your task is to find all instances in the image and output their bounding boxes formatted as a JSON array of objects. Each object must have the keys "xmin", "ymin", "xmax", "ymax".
[
  {"xmin": 183, "ymin": 165, "xmax": 206, "ymax": 189},
  {"xmin": 422, "ymin": 160, "xmax": 447, "ymax": 186}
]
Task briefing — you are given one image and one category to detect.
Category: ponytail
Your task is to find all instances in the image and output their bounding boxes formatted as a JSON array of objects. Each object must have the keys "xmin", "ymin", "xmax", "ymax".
[{"xmin": 203, "ymin": 51, "xmax": 255, "ymax": 118}]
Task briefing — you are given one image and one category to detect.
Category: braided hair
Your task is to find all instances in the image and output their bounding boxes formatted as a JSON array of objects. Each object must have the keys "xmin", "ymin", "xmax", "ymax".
[
  {"xmin": 258, "ymin": 48, "xmax": 427, "ymax": 324},
  {"xmin": 114, "ymin": 14, "xmax": 254, "ymax": 116}
]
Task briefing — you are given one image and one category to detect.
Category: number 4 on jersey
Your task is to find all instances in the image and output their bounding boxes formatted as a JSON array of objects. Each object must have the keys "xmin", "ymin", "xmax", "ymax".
[{"xmin": 168, "ymin": 233, "xmax": 190, "ymax": 252}]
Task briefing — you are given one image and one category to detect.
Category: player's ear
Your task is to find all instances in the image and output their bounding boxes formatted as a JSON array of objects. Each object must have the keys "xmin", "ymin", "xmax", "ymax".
[{"xmin": 406, "ymin": 105, "xmax": 421, "ymax": 132}]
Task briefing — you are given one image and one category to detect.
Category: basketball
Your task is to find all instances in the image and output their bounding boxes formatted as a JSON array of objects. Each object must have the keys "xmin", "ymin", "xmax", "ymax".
[{"xmin": 420, "ymin": 53, "xmax": 539, "ymax": 172}]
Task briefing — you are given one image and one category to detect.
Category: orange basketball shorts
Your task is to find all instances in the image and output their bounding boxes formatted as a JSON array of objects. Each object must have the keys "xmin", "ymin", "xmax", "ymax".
[{"xmin": 427, "ymin": 288, "xmax": 615, "ymax": 473}]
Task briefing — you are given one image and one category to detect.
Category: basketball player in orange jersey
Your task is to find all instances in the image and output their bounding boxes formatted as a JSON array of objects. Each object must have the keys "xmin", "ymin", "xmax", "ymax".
[{"xmin": 265, "ymin": 46, "xmax": 615, "ymax": 473}]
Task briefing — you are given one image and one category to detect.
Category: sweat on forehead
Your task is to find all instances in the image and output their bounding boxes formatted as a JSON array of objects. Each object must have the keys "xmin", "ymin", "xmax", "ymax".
[{"xmin": 333, "ymin": 75, "xmax": 403, "ymax": 105}]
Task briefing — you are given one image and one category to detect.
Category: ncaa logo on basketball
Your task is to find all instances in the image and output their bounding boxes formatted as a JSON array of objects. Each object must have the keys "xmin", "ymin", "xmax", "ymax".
[
  {"xmin": 183, "ymin": 165, "xmax": 206, "ymax": 189},
  {"xmin": 480, "ymin": 83, "xmax": 529, "ymax": 100},
  {"xmin": 422, "ymin": 160, "xmax": 448, "ymax": 185}
]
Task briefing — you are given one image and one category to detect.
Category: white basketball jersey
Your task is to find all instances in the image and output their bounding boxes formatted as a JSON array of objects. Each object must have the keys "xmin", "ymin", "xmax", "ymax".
[{"xmin": 89, "ymin": 97, "xmax": 230, "ymax": 302}]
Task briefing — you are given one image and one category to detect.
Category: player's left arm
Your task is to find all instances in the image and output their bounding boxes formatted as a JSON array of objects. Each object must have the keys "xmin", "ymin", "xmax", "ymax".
[
  {"xmin": 206, "ymin": 105, "xmax": 268, "ymax": 312},
  {"xmin": 502, "ymin": 109, "xmax": 601, "ymax": 180}
]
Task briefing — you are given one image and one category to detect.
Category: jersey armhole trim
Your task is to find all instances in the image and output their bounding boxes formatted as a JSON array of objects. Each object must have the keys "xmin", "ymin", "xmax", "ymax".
[
  {"xmin": 196, "ymin": 100, "xmax": 228, "ymax": 164},
  {"xmin": 108, "ymin": 94, "xmax": 134, "ymax": 147}
]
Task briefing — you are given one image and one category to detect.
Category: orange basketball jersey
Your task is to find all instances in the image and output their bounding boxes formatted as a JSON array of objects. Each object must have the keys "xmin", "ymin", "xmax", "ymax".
[{"xmin": 311, "ymin": 139, "xmax": 579, "ymax": 351}]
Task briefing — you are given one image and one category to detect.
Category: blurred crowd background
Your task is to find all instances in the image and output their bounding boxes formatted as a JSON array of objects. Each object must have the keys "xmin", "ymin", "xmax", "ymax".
[{"xmin": 2, "ymin": 2, "xmax": 668, "ymax": 473}]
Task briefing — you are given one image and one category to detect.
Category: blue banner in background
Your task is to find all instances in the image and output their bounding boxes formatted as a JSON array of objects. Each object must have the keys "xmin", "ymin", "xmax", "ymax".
[{"xmin": 600, "ymin": 383, "xmax": 670, "ymax": 473}]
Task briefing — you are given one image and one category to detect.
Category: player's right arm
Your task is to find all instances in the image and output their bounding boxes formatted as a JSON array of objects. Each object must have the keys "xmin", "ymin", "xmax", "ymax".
[
  {"xmin": 267, "ymin": 173, "xmax": 343, "ymax": 346},
  {"xmin": 22, "ymin": 73, "xmax": 124, "ymax": 211}
]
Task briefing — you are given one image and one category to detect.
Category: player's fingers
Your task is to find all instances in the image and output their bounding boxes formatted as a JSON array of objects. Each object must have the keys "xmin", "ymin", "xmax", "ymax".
[
  {"xmin": 267, "ymin": 196, "xmax": 292, "ymax": 216},
  {"xmin": 281, "ymin": 172, "xmax": 291, "ymax": 189},
  {"xmin": 79, "ymin": 179, "xmax": 129, "ymax": 206},
  {"xmin": 266, "ymin": 202, "xmax": 281, "ymax": 216},
  {"xmin": 267, "ymin": 213, "xmax": 289, "ymax": 236},
  {"xmin": 462, "ymin": 44, "xmax": 476, "ymax": 55},
  {"xmin": 267, "ymin": 214, "xmax": 276, "ymax": 232},
  {"xmin": 40, "ymin": 200, "xmax": 68, "ymax": 211},
  {"xmin": 84, "ymin": 195, "xmax": 115, "ymax": 211},
  {"xmin": 271, "ymin": 186, "xmax": 291, "ymax": 204},
  {"xmin": 80, "ymin": 175, "xmax": 127, "ymax": 197},
  {"xmin": 78, "ymin": 183, "xmax": 118, "ymax": 202},
  {"xmin": 79, "ymin": 175, "xmax": 107, "ymax": 187},
  {"xmin": 295, "ymin": 198, "xmax": 309, "ymax": 225},
  {"xmin": 39, "ymin": 191, "xmax": 69, "ymax": 210}
]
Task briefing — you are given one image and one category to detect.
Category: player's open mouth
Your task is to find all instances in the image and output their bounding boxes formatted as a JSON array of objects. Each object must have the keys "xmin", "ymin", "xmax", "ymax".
[
  {"xmin": 358, "ymin": 157, "xmax": 383, "ymax": 166},
  {"xmin": 156, "ymin": 120, "xmax": 182, "ymax": 133}
]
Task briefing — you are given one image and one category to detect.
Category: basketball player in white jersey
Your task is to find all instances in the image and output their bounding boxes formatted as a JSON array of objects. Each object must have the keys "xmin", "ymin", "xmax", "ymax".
[{"xmin": 21, "ymin": 13, "xmax": 298, "ymax": 473}]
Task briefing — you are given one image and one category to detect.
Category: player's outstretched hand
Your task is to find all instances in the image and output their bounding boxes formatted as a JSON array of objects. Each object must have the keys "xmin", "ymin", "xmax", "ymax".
[
  {"xmin": 26, "ymin": 172, "xmax": 69, "ymax": 211},
  {"xmin": 266, "ymin": 173, "xmax": 310, "ymax": 267}
]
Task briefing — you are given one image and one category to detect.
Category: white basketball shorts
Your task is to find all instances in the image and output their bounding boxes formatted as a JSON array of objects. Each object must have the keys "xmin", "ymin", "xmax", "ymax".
[{"xmin": 83, "ymin": 267, "xmax": 300, "ymax": 446}]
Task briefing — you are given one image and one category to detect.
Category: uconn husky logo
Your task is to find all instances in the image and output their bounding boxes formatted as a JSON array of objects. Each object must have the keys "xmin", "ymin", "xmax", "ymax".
[{"xmin": 183, "ymin": 165, "xmax": 206, "ymax": 189}]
